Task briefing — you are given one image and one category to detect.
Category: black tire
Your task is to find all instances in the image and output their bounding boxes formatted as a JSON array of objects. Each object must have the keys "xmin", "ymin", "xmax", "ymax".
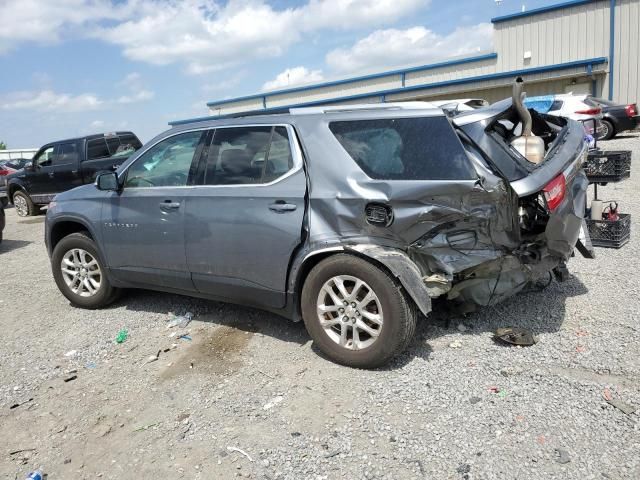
[
  {"xmin": 301, "ymin": 254, "xmax": 417, "ymax": 369},
  {"xmin": 599, "ymin": 119, "xmax": 616, "ymax": 140},
  {"xmin": 52, "ymin": 232, "xmax": 120, "ymax": 309},
  {"xmin": 12, "ymin": 190, "xmax": 36, "ymax": 217}
]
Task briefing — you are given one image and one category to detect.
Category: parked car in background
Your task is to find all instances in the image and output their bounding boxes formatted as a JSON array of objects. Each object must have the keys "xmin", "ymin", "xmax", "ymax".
[
  {"xmin": 0, "ymin": 132, "xmax": 142, "ymax": 217},
  {"xmin": 524, "ymin": 93, "xmax": 603, "ymax": 138},
  {"xmin": 0, "ymin": 200, "xmax": 4, "ymax": 243},
  {"xmin": 0, "ymin": 160, "xmax": 30, "ymax": 207},
  {"xmin": 590, "ymin": 97, "xmax": 639, "ymax": 140},
  {"xmin": 45, "ymin": 79, "xmax": 592, "ymax": 368}
]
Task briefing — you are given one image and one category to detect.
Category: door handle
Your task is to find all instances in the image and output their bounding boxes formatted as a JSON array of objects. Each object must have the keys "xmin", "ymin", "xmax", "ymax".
[
  {"xmin": 160, "ymin": 201, "xmax": 181, "ymax": 210},
  {"xmin": 269, "ymin": 201, "xmax": 297, "ymax": 213}
]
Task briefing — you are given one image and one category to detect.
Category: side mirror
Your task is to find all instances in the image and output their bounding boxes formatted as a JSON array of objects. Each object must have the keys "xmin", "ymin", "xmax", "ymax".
[
  {"xmin": 24, "ymin": 162, "xmax": 34, "ymax": 171},
  {"xmin": 95, "ymin": 171, "xmax": 119, "ymax": 191}
]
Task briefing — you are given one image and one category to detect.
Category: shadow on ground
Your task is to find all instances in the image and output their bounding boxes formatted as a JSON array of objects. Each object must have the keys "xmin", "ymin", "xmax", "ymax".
[
  {"xmin": 0, "ymin": 239, "xmax": 32, "ymax": 254},
  {"xmin": 103, "ymin": 273, "xmax": 588, "ymax": 369}
]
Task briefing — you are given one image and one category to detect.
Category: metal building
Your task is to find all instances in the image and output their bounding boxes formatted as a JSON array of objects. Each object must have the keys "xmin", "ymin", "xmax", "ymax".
[{"xmin": 174, "ymin": 0, "xmax": 639, "ymax": 124}]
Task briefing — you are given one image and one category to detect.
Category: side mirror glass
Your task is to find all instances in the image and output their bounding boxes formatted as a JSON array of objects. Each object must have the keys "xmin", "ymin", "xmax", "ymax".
[{"xmin": 96, "ymin": 171, "xmax": 119, "ymax": 191}]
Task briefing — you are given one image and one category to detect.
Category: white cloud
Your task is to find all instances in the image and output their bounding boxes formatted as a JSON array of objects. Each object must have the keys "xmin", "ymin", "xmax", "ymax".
[
  {"xmin": 0, "ymin": 0, "xmax": 429, "ymax": 75},
  {"xmin": 0, "ymin": 0, "xmax": 130, "ymax": 53},
  {"xmin": 262, "ymin": 67, "xmax": 324, "ymax": 91},
  {"xmin": 90, "ymin": 120, "xmax": 105, "ymax": 128},
  {"xmin": 0, "ymin": 90, "xmax": 103, "ymax": 112},
  {"xmin": 116, "ymin": 89, "xmax": 155, "ymax": 104},
  {"xmin": 326, "ymin": 23, "xmax": 493, "ymax": 74}
]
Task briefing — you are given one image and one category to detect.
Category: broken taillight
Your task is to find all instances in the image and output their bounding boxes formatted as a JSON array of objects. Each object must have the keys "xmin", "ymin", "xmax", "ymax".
[
  {"xmin": 543, "ymin": 173, "xmax": 566, "ymax": 211},
  {"xmin": 625, "ymin": 104, "xmax": 637, "ymax": 118},
  {"xmin": 574, "ymin": 107, "xmax": 601, "ymax": 115}
]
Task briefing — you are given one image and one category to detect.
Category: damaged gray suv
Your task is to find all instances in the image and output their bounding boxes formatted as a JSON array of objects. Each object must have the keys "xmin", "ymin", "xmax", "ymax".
[{"xmin": 46, "ymin": 79, "xmax": 592, "ymax": 368}]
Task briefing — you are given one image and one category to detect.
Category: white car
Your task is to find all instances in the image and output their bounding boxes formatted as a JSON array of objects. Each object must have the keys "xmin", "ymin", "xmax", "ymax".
[{"xmin": 524, "ymin": 94, "xmax": 603, "ymax": 137}]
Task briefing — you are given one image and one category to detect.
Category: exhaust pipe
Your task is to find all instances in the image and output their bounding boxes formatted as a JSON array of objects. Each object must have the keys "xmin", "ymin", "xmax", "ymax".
[
  {"xmin": 510, "ymin": 77, "xmax": 544, "ymax": 164},
  {"xmin": 512, "ymin": 77, "xmax": 532, "ymax": 136}
]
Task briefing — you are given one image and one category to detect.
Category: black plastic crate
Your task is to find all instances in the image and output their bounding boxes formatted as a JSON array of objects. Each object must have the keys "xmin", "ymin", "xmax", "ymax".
[
  {"xmin": 586, "ymin": 213, "xmax": 631, "ymax": 248},
  {"xmin": 584, "ymin": 150, "xmax": 631, "ymax": 183}
]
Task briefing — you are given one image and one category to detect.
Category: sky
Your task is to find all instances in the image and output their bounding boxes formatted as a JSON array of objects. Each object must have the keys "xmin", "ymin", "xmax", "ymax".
[{"xmin": 0, "ymin": 0, "xmax": 563, "ymax": 148}]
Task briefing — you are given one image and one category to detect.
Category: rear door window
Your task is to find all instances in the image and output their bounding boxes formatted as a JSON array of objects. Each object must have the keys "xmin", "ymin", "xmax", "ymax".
[
  {"xmin": 56, "ymin": 143, "xmax": 78, "ymax": 165},
  {"xmin": 87, "ymin": 139, "xmax": 111, "ymax": 160},
  {"xmin": 329, "ymin": 117, "xmax": 475, "ymax": 180},
  {"xmin": 203, "ymin": 126, "xmax": 294, "ymax": 185}
]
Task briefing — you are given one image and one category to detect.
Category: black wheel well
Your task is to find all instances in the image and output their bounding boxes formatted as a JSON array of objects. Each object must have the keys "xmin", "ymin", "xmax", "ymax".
[
  {"xmin": 294, "ymin": 250, "xmax": 404, "ymax": 317},
  {"xmin": 49, "ymin": 221, "xmax": 92, "ymax": 251},
  {"xmin": 8, "ymin": 184, "xmax": 24, "ymax": 199}
]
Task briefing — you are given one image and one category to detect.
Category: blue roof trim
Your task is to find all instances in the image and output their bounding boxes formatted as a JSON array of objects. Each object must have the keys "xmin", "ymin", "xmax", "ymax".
[
  {"xmin": 206, "ymin": 53, "xmax": 498, "ymax": 107},
  {"xmin": 491, "ymin": 0, "xmax": 596, "ymax": 23},
  {"xmin": 171, "ymin": 57, "xmax": 607, "ymax": 126}
]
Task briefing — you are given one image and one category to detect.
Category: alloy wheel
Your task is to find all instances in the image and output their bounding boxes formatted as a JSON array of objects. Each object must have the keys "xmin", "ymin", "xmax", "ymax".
[
  {"xmin": 14, "ymin": 194, "xmax": 28, "ymax": 217},
  {"xmin": 316, "ymin": 275, "xmax": 383, "ymax": 350},
  {"xmin": 60, "ymin": 248, "xmax": 102, "ymax": 297}
]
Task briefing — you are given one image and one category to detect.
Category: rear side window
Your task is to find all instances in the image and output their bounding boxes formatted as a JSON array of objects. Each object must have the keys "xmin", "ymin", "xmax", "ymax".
[
  {"xmin": 87, "ymin": 139, "xmax": 110, "ymax": 160},
  {"xmin": 329, "ymin": 117, "xmax": 475, "ymax": 180},
  {"xmin": 57, "ymin": 143, "xmax": 78, "ymax": 164},
  {"xmin": 204, "ymin": 126, "xmax": 294, "ymax": 185}
]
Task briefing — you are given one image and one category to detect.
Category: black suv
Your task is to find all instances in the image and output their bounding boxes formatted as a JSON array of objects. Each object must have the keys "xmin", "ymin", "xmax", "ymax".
[{"xmin": 0, "ymin": 132, "xmax": 142, "ymax": 216}]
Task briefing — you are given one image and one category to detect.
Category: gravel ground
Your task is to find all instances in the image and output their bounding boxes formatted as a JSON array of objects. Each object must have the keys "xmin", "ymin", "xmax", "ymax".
[{"xmin": 1, "ymin": 133, "xmax": 639, "ymax": 480}]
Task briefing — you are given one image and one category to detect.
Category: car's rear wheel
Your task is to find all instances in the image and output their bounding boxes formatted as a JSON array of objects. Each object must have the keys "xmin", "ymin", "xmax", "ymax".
[
  {"xmin": 301, "ymin": 254, "xmax": 417, "ymax": 368},
  {"xmin": 598, "ymin": 119, "xmax": 616, "ymax": 140},
  {"xmin": 13, "ymin": 190, "xmax": 35, "ymax": 217},
  {"xmin": 52, "ymin": 232, "xmax": 120, "ymax": 309}
]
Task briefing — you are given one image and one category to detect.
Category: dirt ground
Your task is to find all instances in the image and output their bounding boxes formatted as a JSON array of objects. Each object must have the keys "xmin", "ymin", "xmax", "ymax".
[{"xmin": 1, "ymin": 134, "xmax": 639, "ymax": 480}]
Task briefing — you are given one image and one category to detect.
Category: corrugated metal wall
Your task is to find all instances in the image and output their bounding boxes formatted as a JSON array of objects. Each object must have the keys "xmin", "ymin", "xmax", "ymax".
[
  {"xmin": 614, "ymin": 0, "xmax": 640, "ymax": 103},
  {"xmin": 494, "ymin": 1, "xmax": 610, "ymax": 71}
]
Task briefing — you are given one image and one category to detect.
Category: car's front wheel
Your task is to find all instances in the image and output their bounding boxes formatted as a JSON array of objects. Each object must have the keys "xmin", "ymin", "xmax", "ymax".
[
  {"xmin": 52, "ymin": 232, "xmax": 119, "ymax": 309},
  {"xmin": 12, "ymin": 190, "xmax": 35, "ymax": 217},
  {"xmin": 301, "ymin": 254, "xmax": 417, "ymax": 368}
]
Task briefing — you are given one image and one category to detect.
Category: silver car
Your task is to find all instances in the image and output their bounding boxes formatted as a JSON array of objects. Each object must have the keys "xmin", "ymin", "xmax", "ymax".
[{"xmin": 45, "ymin": 81, "xmax": 592, "ymax": 368}]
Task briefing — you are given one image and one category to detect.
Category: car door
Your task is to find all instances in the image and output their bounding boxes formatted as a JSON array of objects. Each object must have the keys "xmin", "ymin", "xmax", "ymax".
[
  {"xmin": 101, "ymin": 129, "xmax": 207, "ymax": 291},
  {"xmin": 51, "ymin": 141, "xmax": 82, "ymax": 193},
  {"xmin": 185, "ymin": 125, "xmax": 306, "ymax": 309},
  {"xmin": 27, "ymin": 145, "xmax": 58, "ymax": 201}
]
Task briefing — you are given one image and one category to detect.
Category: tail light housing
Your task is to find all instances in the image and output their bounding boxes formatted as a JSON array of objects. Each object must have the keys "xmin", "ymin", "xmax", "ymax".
[
  {"xmin": 0, "ymin": 167, "xmax": 9, "ymax": 176},
  {"xmin": 574, "ymin": 107, "xmax": 601, "ymax": 115},
  {"xmin": 543, "ymin": 173, "xmax": 566, "ymax": 211},
  {"xmin": 625, "ymin": 104, "xmax": 637, "ymax": 117}
]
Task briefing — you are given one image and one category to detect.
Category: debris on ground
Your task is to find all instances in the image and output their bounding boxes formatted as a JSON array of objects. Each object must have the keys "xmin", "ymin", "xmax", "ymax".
[
  {"xmin": 227, "ymin": 446, "xmax": 253, "ymax": 462},
  {"xmin": 449, "ymin": 341, "xmax": 462, "ymax": 349},
  {"xmin": 554, "ymin": 448, "xmax": 571, "ymax": 464},
  {"xmin": 25, "ymin": 470, "xmax": 44, "ymax": 480},
  {"xmin": 493, "ymin": 327, "xmax": 537, "ymax": 346},
  {"xmin": 603, "ymin": 390, "xmax": 637, "ymax": 414},
  {"xmin": 263, "ymin": 395, "xmax": 284, "ymax": 410},
  {"xmin": 63, "ymin": 350, "xmax": 77, "ymax": 357},
  {"xmin": 63, "ymin": 375, "xmax": 77, "ymax": 383},
  {"xmin": 115, "ymin": 329, "xmax": 128, "ymax": 344},
  {"xmin": 177, "ymin": 334, "xmax": 192, "ymax": 341},
  {"xmin": 143, "ymin": 350, "xmax": 161, "ymax": 365},
  {"xmin": 457, "ymin": 323, "xmax": 468, "ymax": 332},
  {"xmin": 9, "ymin": 398, "xmax": 33, "ymax": 410},
  {"xmin": 167, "ymin": 312, "xmax": 193, "ymax": 329}
]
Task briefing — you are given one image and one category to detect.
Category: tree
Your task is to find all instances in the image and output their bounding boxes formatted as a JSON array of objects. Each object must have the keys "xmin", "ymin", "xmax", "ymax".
[{"xmin": 0, "ymin": 141, "xmax": 6, "ymax": 150}]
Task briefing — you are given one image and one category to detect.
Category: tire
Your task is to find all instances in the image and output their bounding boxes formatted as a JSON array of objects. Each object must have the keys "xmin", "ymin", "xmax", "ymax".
[
  {"xmin": 301, "ymin": 254, "xmax": 417, "ymax": 369},
  {"xmin": 12, "ymin": 190, "xmax": 36, "ymax": 217},
  {"xmin": 599, "ymin": 119, "xmax": 616, "ymax": 141},
  {"xmin": 51, "ymin": 232, "xmax": 120, "ymax": 309}
]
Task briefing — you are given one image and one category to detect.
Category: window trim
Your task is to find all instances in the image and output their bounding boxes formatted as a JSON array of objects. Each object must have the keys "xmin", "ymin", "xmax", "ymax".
[{"xmin": 119, "ymin": 124, "xmax": 304, "ymax": 190}]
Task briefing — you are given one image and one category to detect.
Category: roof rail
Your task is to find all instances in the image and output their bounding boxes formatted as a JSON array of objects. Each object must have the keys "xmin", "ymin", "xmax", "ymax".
[{"xmin": 289, "ymin": 101, "xmax": 439, "ymax": 115}]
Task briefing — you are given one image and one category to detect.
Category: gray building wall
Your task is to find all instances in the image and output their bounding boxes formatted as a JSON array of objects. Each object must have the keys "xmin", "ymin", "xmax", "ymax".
[{"xmin": 613, "ymin": 0, "xmax": 640, "ymax": 103}]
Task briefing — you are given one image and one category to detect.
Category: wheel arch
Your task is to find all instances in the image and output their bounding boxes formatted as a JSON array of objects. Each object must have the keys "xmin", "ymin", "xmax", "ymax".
[{"xmin": 293, "ymin": 245, "xmax": 431, "ymax": 319}]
